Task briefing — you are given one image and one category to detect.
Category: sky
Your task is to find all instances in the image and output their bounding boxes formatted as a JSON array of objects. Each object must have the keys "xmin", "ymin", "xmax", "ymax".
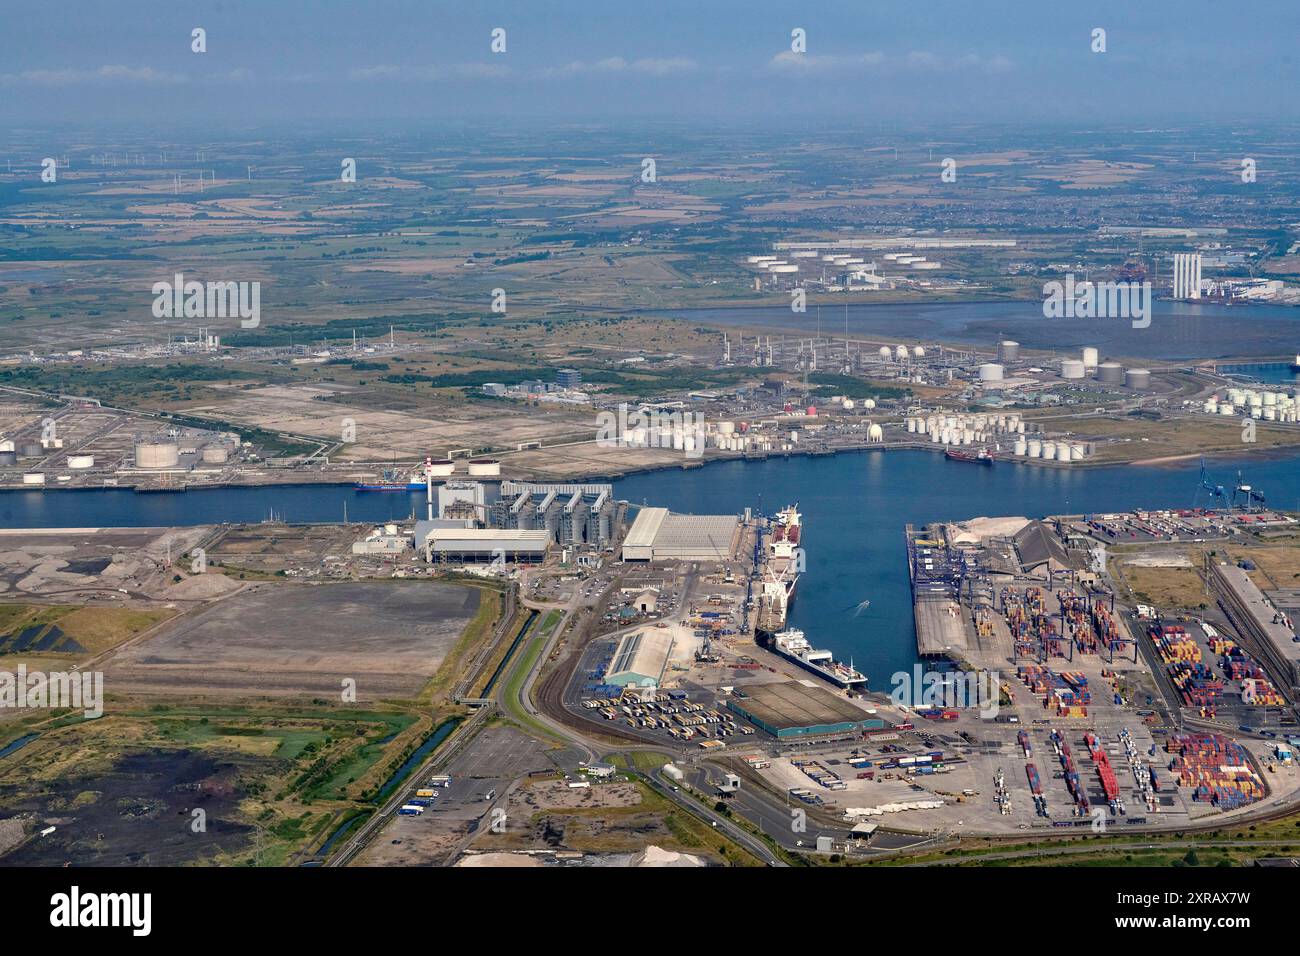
[{"xmin": 2, "ymin": 0, "xmax": 1298, "ymax": 127}]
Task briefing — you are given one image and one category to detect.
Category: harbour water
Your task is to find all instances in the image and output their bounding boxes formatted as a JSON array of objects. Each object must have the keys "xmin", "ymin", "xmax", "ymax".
[{"xmin": 5, "ymin": 449, "xmax": 1300, "ymax": 689}]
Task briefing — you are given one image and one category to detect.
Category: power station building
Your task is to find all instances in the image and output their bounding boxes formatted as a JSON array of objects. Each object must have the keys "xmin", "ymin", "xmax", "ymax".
[{"xmin": 1172, "ymin": 253, "xmax": 1203, "ymax": 300}]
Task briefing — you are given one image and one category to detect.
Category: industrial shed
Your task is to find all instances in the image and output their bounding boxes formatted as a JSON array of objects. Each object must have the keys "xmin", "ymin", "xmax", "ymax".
[
  {"xmin": 622, "ymin": 508, "xmax": 739, "ymax": 562},
  {"xmin": 604, "ymin": 630, "xmax": 677, "ymax": 688},
  {"xmin": 423, "ymin": 528, "xmax": 550, "ymax": 563},
  {"xmin": 726, "ymin": 681, "xmax": 884, "ymax": 739}
]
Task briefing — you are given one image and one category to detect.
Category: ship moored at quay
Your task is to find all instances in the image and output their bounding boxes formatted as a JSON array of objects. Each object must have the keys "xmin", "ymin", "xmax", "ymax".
[
  {"xmin": 754, "ymin": 504, "xmax": 802, "ymax": 638},
  {"xmin": 767, "ymin": 628, "xmax": 868, "ymax": 689}
]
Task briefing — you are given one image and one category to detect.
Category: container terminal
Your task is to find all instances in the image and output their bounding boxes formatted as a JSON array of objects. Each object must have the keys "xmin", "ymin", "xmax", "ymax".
[{"xmin": 529, "ymin": 492, "xmax": 1300, "ymax": 858}]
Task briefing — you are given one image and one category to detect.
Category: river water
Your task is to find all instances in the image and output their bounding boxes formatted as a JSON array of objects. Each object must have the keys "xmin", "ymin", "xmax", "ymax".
[{"xmin": 3, "ymin": 450, "xmax": 1299, "ymax": 689}]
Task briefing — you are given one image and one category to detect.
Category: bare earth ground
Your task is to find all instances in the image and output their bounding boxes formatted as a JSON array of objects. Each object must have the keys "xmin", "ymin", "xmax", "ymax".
[{"xmin": 104, "ymin": 580, "xmax": 479, "ymax": 700}]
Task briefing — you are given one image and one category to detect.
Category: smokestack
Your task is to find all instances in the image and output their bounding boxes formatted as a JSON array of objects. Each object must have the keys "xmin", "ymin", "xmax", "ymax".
[{"xmin": 425, "ymin": 456, "xmax": 434, "ymax": 521}]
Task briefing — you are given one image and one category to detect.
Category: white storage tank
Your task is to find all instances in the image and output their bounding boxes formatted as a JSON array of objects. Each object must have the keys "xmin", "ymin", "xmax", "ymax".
[
  {"xmin": 467, "ymin": 458, "xmax": 501, "ymax": 477},
  {"xmin": 1125, "ymin": 368, "xmax": 1152, "ymax": 390},
  {"xmin": 200, "ymin": 445, "xmax": 230, "ymax": 464},
  {"xmin": 67, "ymin": 455, "xmax": 94, "ymax": 470},
  {"xmin": 135, "ymin": 441, "xmax": 180, "ymax": 469},
  {"xmin": 426, "ymin": 459, "xmax": 454, "ymax": 476},
  {"xmin": 1096, "ymin": 362, "xmax": 1124, "ymax": 385},
  {"xmin": 1041, "ymin": 442, "xmax": 1057, "ymax": 461},
  {"xmin": 996, "ymin": 340, "xmax": 1020, "ymax": 362},
  {"xmin": 978, "ymin": 363, "xmax": 1005, "ymax": 382},
  {"xmin": 895, "ymin": 345, "xmax": 909, "ymax": 361},
  {"xmin": 1081, "ymin": 347, "xmax": 1099, "ymax": 369},
  {"xmin": 879, "ymin": 346, "xmax": 892, "ymax": 360},
  {"xmin": 1027, "ymin": 440, "xmax": 1042, "ymax": 458},
  {"xmin": 1013, "ymin": 439, "xmax": 1028, "ymax": 456},
  {"xmin": 868, "ymin": 423, "xmax": 884, "ymax": 442},
  {"xmin": 1060, "ymin": 359, "xmax": 1086, "ymax": 380},
  {"xmin": 21, "ymin": 472, "xmax": 45, "ymax": 485}
]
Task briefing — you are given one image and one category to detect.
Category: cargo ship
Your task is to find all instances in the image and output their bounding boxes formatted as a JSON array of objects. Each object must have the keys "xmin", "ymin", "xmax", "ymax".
[
  {"xmin": 354, "ymin": 467, "xmax": 426, "ymax": 492},
  {"xmin": 944, "ymin": 448, "xmax": 994, "ymax": 465},
  {"xmin": 768, "ymin": 628, "xmax": 867, "ymax": 689},
  {"xmin": 755, "ymin": 504, "xmax": 803, "ymax": 637}
]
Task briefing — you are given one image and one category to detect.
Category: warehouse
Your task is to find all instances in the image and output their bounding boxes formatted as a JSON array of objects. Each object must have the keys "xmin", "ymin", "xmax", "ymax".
[
  {"xmin": 726, "ymin": 681, "xmax": 884, "ymax": 739},
  {"xmin": 622, "ymin": 508, "xmax": 739, "ymax": 562},
  {"xmin": 423, "ymin": 528, "xmax": 550, "ymax": 563},
  {"xmin": 604, "ymin": 629, "xmax": 679, "ymax": 688}
]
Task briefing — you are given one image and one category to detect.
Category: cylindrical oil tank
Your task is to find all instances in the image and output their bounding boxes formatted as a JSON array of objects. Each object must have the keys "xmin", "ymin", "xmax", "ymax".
[
  {"xmin": 1096, "ymin": 362, "xmax": 1124, "ymax": 384},
  {"xmin": 1125, "ymin": 368, "xmax": 1151, "ymax": 389},
  {"xmin": 1027, "ymin": 440, "xmax": 1042, "ymax": 458},
  {"xmin": 979, "ymin": 363, "xmax": 1004, "ymax": 382},
  {"xmin": 67, "ymin": 454, "xmax": 94, "ymax": 469},
  {"xmin": 0, "ymin": 439, "xmax": 12, "ymax": 452},
  {"xmin": 1081, "ymin": 347, "xmax": 1099, "ymax": 369},
  {"xmin": 1219, "ymin": 403, "xmax": 1236, "ymax": 416},
  {"xmin": 997, "ymin": 340, "xmax": 1020, "ymax": 362},
  {"xmin": 1060, "ymin": 360, "xmax": 1086, "ymax": 380},
  {"xmin": 1014, "ymin": 439, "xmax": 1028, "ymax": 456},
  {"xmin": 21, "ymin": 472, "xmax": 45, "ymax": 485},
  {"xmin": 717, "ymin": 421, "xmax": 735, "ymax": 435},
  {"xmin": 426, "ymin": 459, "xmax": 454, "ymax": 477},
  {"xmin": 200, "ymin": 445, "xmax": 230, "ymax": 464},
  {"xmin": 135, "ymin": 441, "xmax": 180, "ymax": 469},
  {"xmin": 0, "ymin": 451, "xmax": 16, "ymax": 466},
  {"xmin": 19, "ymin": 442, "xmax": 43, "ymax": 458},
  {"xmin": 467, "ymin": 458, "xmax": 501, "ymax": 477}
]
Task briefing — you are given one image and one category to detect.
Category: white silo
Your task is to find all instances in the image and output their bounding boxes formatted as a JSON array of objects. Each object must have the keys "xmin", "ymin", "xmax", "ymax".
[
  {"xmin": 1041, "ymin": 441, "xmax": 1057, "ymax": 460},
  {"xmin": 978, "ymin": 363, "xmax": 1005, "ymax": 382},
  {"xmin": 1081, "ymin": 347, "xmax": 1099, "ymax": 369},
  {"xmin": 1014, "ymin": 438, "xmax": 1028, "ymax": 456},
  {"xmin": 1061, "ymin": 360, "xmax": 1086, "ymax": 380},
  {"xmin": 1027, "ymin": 440, "xmax": 1042, "ymax": 458}
]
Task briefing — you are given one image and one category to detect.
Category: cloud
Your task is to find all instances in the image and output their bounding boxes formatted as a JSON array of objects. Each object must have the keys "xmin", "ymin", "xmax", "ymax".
[
  {"xmin": 543, "ymin": 56, "xmax": 698, "ymax": 78},
  {"xmin": 347, "ymin": 63, "xmax": 512, "ymax": 82},
  {"xmin": 0, "ymin": 65, "xmax": 189, "ymax": 87},
  {"xmin": 768, "ymin": 50, "xmax": 1012, "ymax": 75}
]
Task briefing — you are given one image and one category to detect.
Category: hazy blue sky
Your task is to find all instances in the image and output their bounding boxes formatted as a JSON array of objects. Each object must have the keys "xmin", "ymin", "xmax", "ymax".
[{"xmin": 2, "ymin": 0, "xmax": 1297, "ymax": 126}]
